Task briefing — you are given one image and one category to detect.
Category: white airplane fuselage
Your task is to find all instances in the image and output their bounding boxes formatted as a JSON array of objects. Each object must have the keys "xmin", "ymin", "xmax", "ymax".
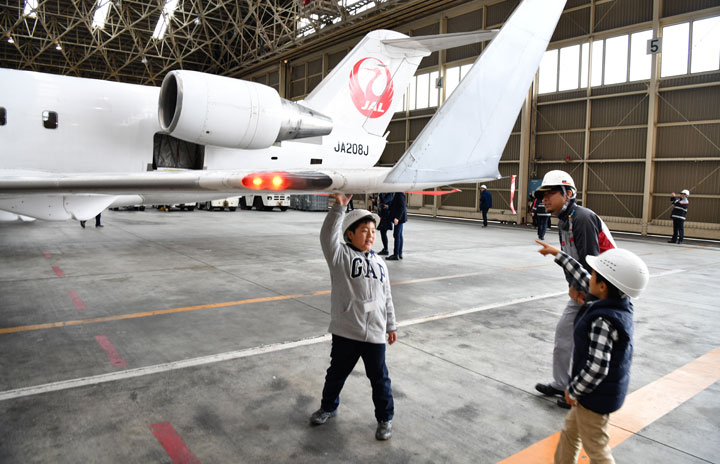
[{"xmin": 1, "ymin": 69, "xmax": 386, "ymax": 175}]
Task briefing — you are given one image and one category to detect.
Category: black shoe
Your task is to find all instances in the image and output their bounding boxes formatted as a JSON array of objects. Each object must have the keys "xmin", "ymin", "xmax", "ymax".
[
  {"xmin": 378, "ymin": 250, "xmax": 389, "ymax": 256},
  {"xmin": 375, "ymin": 420, "xmax": 392, "ymax": 440},
  {"xmin": 309, "ymin": 408, "xmax": 337, "ymax": 425},
  {"xmin": 667, "ymin": 239, "xmax": 676, "ymax": 243},
  {"xmin": 556, "ymin": 398, "xmax": 572, "ymax": 409},
  {"xmin": 535, "ymin": 383, "xmax": 563, "ymax": 397},
  {"xmin": 398, "ymin": 255, "xmax": 403, "ymax": 259},
  {"xmin": 539, "ymin": 236, "xmax": 545, "ymax": 240},
  {"xmin": 677, "ymin": 240, "xmax": 683, "ymax": 244},
  {"xmin": 80, "ymin": 221, "xmax": 86, "ymax": 228},
  {"xmin": 386, "ymin": 255, "xmax": 399, "ymax": 261}
]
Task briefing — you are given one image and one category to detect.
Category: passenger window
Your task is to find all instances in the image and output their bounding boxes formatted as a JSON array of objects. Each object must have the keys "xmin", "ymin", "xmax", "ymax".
[
  {"xmin": 0, "ymin": 107, "xmax": 6, "ymax": 126},
  {"xmin": 42, "ymin": 110, "xmax": 58, "ymax": 129}
]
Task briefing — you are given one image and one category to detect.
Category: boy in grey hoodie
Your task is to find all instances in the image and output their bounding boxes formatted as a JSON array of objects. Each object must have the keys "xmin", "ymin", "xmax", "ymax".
[{"xmin": 310, "ymin": 194, "xmax": 397, "ymax": 441}]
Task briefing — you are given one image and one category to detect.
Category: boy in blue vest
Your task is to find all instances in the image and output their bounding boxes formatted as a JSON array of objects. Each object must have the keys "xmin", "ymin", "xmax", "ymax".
[
  {"xmin": 536, "ymin": 240, "xmax": 649, "ymax": 463},
  {"xmin": 310, "ymin": 193, "xmax": 397, "ymax": 441}
]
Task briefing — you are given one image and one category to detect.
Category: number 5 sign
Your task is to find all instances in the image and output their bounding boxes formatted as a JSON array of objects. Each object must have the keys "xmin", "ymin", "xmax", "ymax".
[{"xmin": 647, "ymin": 38, "xmax": 662, "ymax": 54}]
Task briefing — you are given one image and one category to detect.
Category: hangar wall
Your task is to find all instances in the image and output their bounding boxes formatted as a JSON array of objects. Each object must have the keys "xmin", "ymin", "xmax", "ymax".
[{"xmin": 247, "ymin": 0, "xmax": 720, "ymax": 240}]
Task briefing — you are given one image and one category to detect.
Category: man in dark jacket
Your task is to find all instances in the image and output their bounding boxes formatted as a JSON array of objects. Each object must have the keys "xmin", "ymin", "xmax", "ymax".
[
  {"xmin": 386, "ymin": 192, "xmax": 406, "ymax": 261},
  {"xmin": 533, "ymin": 170, "xmax": 616, "ymax": 409},
  {"xmin": 377, "ymin": 193, "xmax": 394, "ymax": 255},
  {"xmin": 668, "ymin": 189, "xmax": 689, "ymax": 244},
  {"xmin": 479, "ymin": 185, "xmax": 492, "ymax": 227}
]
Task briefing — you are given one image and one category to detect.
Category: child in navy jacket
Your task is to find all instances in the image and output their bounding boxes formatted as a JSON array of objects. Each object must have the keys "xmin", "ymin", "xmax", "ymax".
[{"xmin": 537, "ymin": 240, "xmax": 649, "ymax": 463}]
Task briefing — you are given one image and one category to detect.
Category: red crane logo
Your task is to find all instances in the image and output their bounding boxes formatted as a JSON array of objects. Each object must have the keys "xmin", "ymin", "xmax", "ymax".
[{"xmin": 349, "ymin": 57, "xmax": 394, "ymax": 118}]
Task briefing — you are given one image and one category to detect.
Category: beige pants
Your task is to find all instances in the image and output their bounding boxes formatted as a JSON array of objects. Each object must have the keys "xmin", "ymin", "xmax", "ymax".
[{"xmin": 554, "ymin": 403, "xmax": 614, "ymax": 464}]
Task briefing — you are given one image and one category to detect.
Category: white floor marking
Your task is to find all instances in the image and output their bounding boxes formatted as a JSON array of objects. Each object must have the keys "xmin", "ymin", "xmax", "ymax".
[{"xmin": 0, "ymin": 271, "xmax": 681, "ymax": 402}]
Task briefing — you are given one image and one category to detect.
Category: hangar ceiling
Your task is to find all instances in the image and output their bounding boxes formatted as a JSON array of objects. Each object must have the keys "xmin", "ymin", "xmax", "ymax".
[{"xmin": 0, "ymin": 0, "xmax": 468, "ymax": 86}]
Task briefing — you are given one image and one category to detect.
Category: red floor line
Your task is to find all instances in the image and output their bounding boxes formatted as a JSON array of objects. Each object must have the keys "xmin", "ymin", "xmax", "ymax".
[
  {"xmin": 67, "ymin": 290, "xmax": 86, "ymax": 310},
  {"xmin": 94, "ymin": 335, "xmax": 128, "ymax": 367},
  {"xmin": 52, "ymin": 266, "xmax": 64, "ymax": 277},
  {"xmin": 150, "ymin": 422, "xmax": 202, "ymax": 464},
  {"xmin": 42, "ymin": 251, "xmax": 51, "ymax": 258}
]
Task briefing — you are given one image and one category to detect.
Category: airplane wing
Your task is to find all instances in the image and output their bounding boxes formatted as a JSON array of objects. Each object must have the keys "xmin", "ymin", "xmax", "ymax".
[{"xmin": 0, "ymin": 167, "xmax": 468, "ymax": 220}]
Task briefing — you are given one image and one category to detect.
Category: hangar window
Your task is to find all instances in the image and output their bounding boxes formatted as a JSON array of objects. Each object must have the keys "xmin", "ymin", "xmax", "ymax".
[
  {"xmin": 42, "ymin": 111, "xmax": 58, "ymax": 129},
  {"xmin": 402, "ymin": 70, "xmax": 440, "ymax": 111},
  {"xmin": 444, "ymin": 64, "xmax": 473, "ymax": 101},
  {"xmin": 0, "ymin": 107, "xmax": 6, "ymax": 126},
  {"xmin": 538, "ymin": 30, "xmax": 653, "ymax": 94},
  {"xmin": 538, "ymin": 15, "xmax": 719, "ymax": 94},
  {"xmin": 662, "ymin": 16, "xmax": 720, "ymax": 77}
]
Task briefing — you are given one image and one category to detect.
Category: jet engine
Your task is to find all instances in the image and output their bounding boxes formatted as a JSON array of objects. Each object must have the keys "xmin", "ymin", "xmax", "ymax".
[{"xmin": 158, "ymin": 70, "xmax": 333, "ymax": 149}]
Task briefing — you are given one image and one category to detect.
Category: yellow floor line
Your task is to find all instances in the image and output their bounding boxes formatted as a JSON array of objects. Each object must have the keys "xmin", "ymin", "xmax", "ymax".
[
  {"xmin": 0, "ymin": 292, "xmax": 329, "ymax": 335},
  {"xmin": 0, "ymin": 270, "xmax": 497, "ymax": 335},
  {"xmin": 498, "ymin": 347, "xmax": 720, "ymax": 463}
]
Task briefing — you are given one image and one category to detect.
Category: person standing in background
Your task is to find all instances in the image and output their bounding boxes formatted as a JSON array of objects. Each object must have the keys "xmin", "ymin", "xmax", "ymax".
[
  {"xmin": 668, "ymin": 189, "xmax": 689, "ymax": 244},
  {"xmin": 376, "ymin": 193, "xmax": 394, "ymax": 256},
  {"xmin": 479, "ymin": 185, "xmax": 492, "ymax": 227},
  {"xmin": 531, "ymin": 193, "xmax": 551, "ymax": 240},
  {"xmin": 386, "ymin": 192, "xmax": 406, "ymax": 261}
]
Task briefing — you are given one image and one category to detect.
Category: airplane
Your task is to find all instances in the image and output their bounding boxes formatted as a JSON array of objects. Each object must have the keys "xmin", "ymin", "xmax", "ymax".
[{"xmin": 0, "ymin": 0, "xmax": 566, "ymax": 222}]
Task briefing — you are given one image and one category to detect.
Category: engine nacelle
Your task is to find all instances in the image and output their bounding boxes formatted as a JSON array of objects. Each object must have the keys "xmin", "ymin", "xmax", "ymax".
[{"xmin": 158, "ymin": 70, "xmax": 332, "ymax": 149}]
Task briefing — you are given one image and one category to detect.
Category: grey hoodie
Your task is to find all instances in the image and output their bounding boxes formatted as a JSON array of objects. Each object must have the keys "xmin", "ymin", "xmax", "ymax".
[{"xmin": 320, "ymin": 203, "xmax": 396, "ymax": 344}]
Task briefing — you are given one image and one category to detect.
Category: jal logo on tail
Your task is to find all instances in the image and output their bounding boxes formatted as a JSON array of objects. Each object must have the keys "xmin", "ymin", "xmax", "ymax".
[{"xmin": 349, "ymin": 57, "xmax": 394, "ymax": 118}]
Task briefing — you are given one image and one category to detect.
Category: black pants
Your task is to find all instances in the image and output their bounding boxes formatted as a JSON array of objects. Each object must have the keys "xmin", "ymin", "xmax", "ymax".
[
  {"xmin": 537, "ymin": 216, "xmax": 550, "ymax": 239},
  {"xmin": 671, "ymin": 218, "xmax": 685, "ymax": 242},
  {"xmin": 320, "ymin": 335, "xmax": 394, "ymax": 421},
  {"xmin": 379, "ymin": 228, "xmax": 390, "ymax": 252},
  {"xmin": 481, "ymin": 208, "xmax": 489, "ymax": 226}
]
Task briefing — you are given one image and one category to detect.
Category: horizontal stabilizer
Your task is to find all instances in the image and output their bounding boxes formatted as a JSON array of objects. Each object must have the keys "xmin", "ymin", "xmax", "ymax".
[{"xmin": 382, "ymin": 30, "xmax": 499, "ymax": 52}]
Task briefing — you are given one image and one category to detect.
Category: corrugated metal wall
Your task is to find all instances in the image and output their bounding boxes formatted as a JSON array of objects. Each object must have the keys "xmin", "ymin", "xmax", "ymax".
[{"xmin": 244, "ymin": 0, "xmax": 720, "ymax": 239}]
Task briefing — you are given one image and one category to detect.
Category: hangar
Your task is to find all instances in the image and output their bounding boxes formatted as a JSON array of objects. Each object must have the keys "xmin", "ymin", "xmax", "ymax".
[{"xmin": 1, "ymin": 1, "xmax": 719, "ymax": 462}]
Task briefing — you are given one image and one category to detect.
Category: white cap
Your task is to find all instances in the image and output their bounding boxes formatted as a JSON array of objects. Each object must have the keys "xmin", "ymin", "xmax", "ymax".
[
  {"xmin": 341, "ymin": 209, "xmax": 380, "ymax": 242},
  {"xmin": 586, "ymin": 248, "xmax": 649, "ymax": 299},
  {"xmin": 681, "ymin": 189, "xmax": 690, "ymax": 196},
  {"xmin": 535, "ymin": 170, "xmax": 576, "ymax": 195},
  {"xmin": 480, "ymin": 185, "xmax": 487, "ymax": 189}
]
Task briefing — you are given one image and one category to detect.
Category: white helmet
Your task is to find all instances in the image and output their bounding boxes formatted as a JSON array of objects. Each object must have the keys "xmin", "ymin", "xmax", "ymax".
[
  {"xmin": 681, "ymin": 189, "xmax": 690, "ymax": 196},
  {"xmin": 535, "ymin": 170, "xmax": 576, "ymax": 195},
  {"xmin": 586, "ymin": 248, "xmax": 649, "ymax": 299},
  {"xmin": 341, "ymin": 209, "xmax": 380, "ymax": 243},
  {"xmin": 480, "ymin": 185, "xmax": 487, "ymax": 189}
]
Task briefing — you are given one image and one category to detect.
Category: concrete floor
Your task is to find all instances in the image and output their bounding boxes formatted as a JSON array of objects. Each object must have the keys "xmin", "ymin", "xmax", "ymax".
[{"xmin": 0, "ymin": 208, "xmax": 718, "ymax": 463}]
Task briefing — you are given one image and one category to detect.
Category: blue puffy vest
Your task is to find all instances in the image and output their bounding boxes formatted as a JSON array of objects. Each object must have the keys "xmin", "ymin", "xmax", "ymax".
[{"xmin": 572, "ymin": 297, "xmax": 634, "ymax": 414}]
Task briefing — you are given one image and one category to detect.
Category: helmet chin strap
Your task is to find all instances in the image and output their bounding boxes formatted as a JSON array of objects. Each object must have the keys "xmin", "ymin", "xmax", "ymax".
[{"xmin": 558, "ymin": 186, "xmax": 576, "ymax": 214}]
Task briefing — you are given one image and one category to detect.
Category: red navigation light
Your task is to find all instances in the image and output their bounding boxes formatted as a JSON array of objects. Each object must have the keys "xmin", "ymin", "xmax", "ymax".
[
  {"xmin": 240, "ymin": 171, "xmax": 333, "ymax": 191},
  {"xmin": 242, "ymin": 171, "xmax": 289, "ymax": 191}
]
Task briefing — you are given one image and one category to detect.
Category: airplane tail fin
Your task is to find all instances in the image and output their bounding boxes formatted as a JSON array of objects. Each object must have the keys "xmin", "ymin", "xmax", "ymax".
[
  {"xmin": 303, "ymin": 30, "xmax": 423, "ymax": 137},
  {"xmin": 303, "ymin": 29, "xmax": 497, "ymax": 138},
  {"xmin": 385, "ymin": 0, "xmax": 567, "ymax": 185}
]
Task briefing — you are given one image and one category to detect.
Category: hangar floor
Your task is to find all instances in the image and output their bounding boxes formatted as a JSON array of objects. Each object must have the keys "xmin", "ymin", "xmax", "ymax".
[{"xmin": 0, "ymin": 208, "xmax": 718, "ymax": 463}]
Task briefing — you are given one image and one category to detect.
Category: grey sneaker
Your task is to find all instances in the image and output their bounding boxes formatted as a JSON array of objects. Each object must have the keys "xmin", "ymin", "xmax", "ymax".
[
  {"xmin": 375, "ymin": 420, "xmax": 392, "ymax": 440},
  {"xmin": 309, "ymin": 408, "xmax": 337, "ymax": 425}
]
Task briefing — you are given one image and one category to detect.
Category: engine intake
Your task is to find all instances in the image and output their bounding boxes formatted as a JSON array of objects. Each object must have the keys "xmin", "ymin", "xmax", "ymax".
[{"xmin": 158, "ymin": 70, "xmax": 332, "ymax": 149}]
